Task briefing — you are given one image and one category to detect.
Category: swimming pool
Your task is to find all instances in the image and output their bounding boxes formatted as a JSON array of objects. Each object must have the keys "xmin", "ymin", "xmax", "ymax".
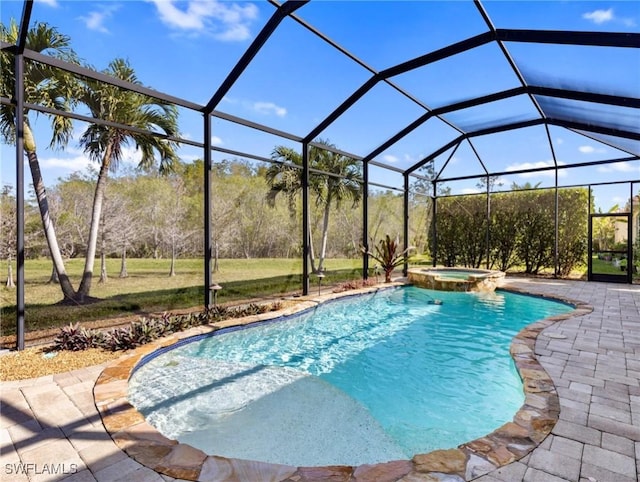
[{"xmin": 128, "ymin": 286, "xmax": 573, "ymax": 467}]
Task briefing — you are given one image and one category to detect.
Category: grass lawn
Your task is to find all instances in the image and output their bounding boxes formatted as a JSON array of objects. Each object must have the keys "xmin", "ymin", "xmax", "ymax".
[
  {"xmin": 591, "ymin": 256, "xmax": 627, "ymax": 276},
  {"xmin": 0, "ymin": 257, "xmax": 363, "ymax": 337}
]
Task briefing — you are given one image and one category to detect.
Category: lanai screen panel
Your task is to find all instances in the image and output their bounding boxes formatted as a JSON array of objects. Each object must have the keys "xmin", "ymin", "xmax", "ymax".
[
  {"xmin": 431, "ymin": 141, "xmax": 486, "ymax": 185},
  {"xmin": 215, "ymin": 14, "xmax": 372, "ymax": 139},
  {"xmin": 319, "ymin": 82, "xmax": 427, "ymax": 158},
  {"xmin": 373, "ymin": 117, "xmax": 463, "ymax": 173},
  {"xmin": 294, "ymin": 0, "xmax": 488, "ymax": 71},
  {"xmin": 545, "ymin": 125, "xmax": 635, "ymax": 167},
  {"xmin": 391, "ymin": 41, "xmax": 523, "ymax": 108},
  {"xmin": 460, "ymin": 125, "xmax": 556, "ymax": 185},
  {"xmin": 483, "ymin": 0, "xmax": 639, "ymax": 33},
  {"xmin": 440, "ymin": 95, "xmax": 540, "ymax": 132},
  {"xmin": 573, "ymin": 132, "xmax": 640, "ymax": 158},
  {"xmin": 210, "ymin": 116, "xmax": 301, "ymax": 162},
  {"xmin": 15, "ymin": 0, "xmax": 277, "ymax": 105}
]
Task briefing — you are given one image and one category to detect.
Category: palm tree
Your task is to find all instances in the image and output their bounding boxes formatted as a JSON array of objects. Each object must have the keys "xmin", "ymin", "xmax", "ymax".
[
  {"xmin": 76, "ymin": 58, "xmax": 180, "ymax": 300},
  {"xmin": 265, "ymin": 139, "xmax": 362, "ymax": 273},
  {"xmin": 0, "ymin": 20, "xmax": 80, "ymax": 301}
]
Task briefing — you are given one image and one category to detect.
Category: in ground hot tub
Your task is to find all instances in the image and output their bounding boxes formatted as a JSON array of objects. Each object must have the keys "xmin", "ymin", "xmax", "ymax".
[{"xmin": 408, "ymin": 267, "xmax": 505, "ymax": 292}]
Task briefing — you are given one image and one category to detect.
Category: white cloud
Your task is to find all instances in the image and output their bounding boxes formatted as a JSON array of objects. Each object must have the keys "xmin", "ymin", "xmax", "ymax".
[
  {"xmin": 35, "ymin": 0, "xmax": 58, "ymax": 7},
  {"xmin": 621, "ymin": 17, "xmax": 637, "ymax": 28},
  {"xmin": 460, "ymin": 187, "xmax": 482, "ymax": 195},
  {"xmin": 211, "ymin": 135, "xmax": 223, "ymax": 146},
  {"xmin": 583, "ymin": 8, "xmax": 614, "ymax": 24},
  {"xmin": 79, "ymin": 5, "xmax": 120, "ymax": 34},
  {"xmin": 383, "ymin": 154, "xmax": 399, "ymax": 163},
  {"xmin": 149, "ymin": 0, "xmax": 258, "ymax": 41},
  {"xmin": 597, "ymin": 161, "xmax": 640, "ymax": 173},
  {"xmin": 252, "ymin": 101, "xmax": 286, "ymax": 117},
  {"xmin": 505, "ymin": 160, "xmax": 566, "ymax": 178},
  {"xmin": 221, "ymin": 96, "xmax": 286, "ymax": 117},
  {"xmin": 581, "ymin": 8, "xmax": 635, "ymax": 27},
  {"xmin": 579, "ymin": 145, "xmax": 607, "ymax": 154},
  {"xmin": 180, "ymin": 153, "xmax": 201, "ymax": 163},
  {"xmin": 216, "ymin": 23, "xmax": 251, "ymax": 42},
  {"xmin": 41, "ymin": 151, "xmax": 92, "ymax": 173}
]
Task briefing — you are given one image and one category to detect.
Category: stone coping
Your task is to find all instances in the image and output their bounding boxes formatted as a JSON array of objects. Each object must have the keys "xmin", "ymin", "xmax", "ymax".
[
  {"xmin": 93, "ymin": 282, "xmax": 593, "ymax": 482},
  {"xmin": 407, "ymin": 267, "xmax": 506, "ymax": 293}
]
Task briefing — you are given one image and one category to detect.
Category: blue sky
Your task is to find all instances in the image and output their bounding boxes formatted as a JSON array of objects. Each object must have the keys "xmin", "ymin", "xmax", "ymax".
[{"xmin": 1, "ymin": 0, "xmax": 639, "ymax": 210}]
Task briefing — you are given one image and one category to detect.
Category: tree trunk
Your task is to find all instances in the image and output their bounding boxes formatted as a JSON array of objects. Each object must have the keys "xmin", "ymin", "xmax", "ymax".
[
  {"xmin": 6, "ymin": 257, "xmax": 15, "ymax": 288},
  {"xmin": 99, "ymin": 212, "xmax": 107, "ymax": 283},
  {"xmin": 49, "ymin": 264, "xmax": 59, "ymax": 283},
  {"xmin": 169, "ymin": 241, "xmax": 176, "ymax": 277},
  {"xmin": 119, "ymin": 243, "xmax": 128, "ymax": 278},
  {"xmin": 317, "ymin": 191, "xmax": 332, "ymax": 273},
  {"xmin": 78, "ymin": 147, "xmax": 112, "ymax": 299},
  {"xmin": 213, "ymin": 241, "xmax": 219, "ymax": 273},
  {"xmin": 307, "ymin": 210, "xmax": 317, "ymax": 273},
  {"xmin": 24, "ymin": 125, "xmax": 76, "ymax": 301},
  {"xmin": 99, "ymin": 251, "xmax": 107, "ymax": 283}
]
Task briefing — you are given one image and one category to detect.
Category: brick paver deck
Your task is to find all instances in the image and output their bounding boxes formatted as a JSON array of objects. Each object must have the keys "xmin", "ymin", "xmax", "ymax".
[{"xmin": 1, "ymin": 278, "xmax": 638, "ymax": 481}]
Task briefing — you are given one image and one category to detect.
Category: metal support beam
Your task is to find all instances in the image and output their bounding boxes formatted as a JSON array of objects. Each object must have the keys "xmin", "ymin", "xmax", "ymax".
[
  {"xmin": 362, "ymin": 161, "xmax": 369, "ymax": 280},
  {"xmin": 15, "ymin": 51, "xmax": 25, "ymax": 351},
  {"xmin": 14, "ymin": 0, "xmax": 32, "ymax": 350},
  {"xmin": 530, "ymin": 86, "xmax": 640, "ymax": 109},
  {"xmin": 486, "ymin": 176, "xmax": 491, "ymax": 270},
  {"xmin": 403, "ymin": 174, "xmax": 410, "ymax": 276},
  {"xmin": 587, "ymin": 185, "xmax": 593, "ymax": 281},
  {"xmin": 380, "ymin": 31, "xmax": 495, "ymax": 79},
  {"xmin": 301, "ymin": 142, "xmax": 310, "ymax": 295},
  {"xmin": 554, "ymin": 169, "xmax": 559, "ymax": 278},
  {"xmin": 432, "ymin": 183, "xmax": 438, "ymax": 267},
  {"xmin": 548, "ymin": 119, "xmax": 640, "ymax": 141},
  {"xmin": 628, "ymin": 183, "xmax": 634, "ymax": 284},
  {"xmin": 204, "ymin": 115, "xmax": 212, "ymax": 308},
  {"xmin": 17, "ymin": 1, "xmax": 33, "ymax": 53},
  {"xmin": 496, "ymin": 28, "xmax": 640, "ymax": 48}
]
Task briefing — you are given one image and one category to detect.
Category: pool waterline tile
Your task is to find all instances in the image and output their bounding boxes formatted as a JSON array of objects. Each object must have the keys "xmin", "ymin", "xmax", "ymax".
[{"xmin": 93, "ymin": 281, "xmax": 592, "ymax": 481}]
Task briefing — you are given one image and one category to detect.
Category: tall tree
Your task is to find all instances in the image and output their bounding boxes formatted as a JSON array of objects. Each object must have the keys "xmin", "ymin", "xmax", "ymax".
[
  {"xmin": 265, "ymin": 140, "xmax": 362, "ymax": 272},
  {"xmin": 0, "ymin": 186, "xmax": 17, "ymax": 287},
  {"xmin": 76, "ymin": 58, "xmax": 180, "ymax": 300},
  {"xmin": 0, "ymin": 20, "xmax": 80, "ymax": 300}
]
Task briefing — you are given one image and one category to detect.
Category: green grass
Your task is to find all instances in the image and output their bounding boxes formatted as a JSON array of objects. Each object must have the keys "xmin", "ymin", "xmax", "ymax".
[
  {"xmin": 0, "ymin": 257, "xmax": 363, "ymax": 337},
  {"xmin": 591, "ymin": 256, "xmax": 627, "ymax": 275}
]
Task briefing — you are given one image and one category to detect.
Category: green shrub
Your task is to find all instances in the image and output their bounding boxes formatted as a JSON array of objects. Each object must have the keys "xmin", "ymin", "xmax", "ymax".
[{"xmin": 51, "ymin": 301, "xmax": 284, "ymax": 352}]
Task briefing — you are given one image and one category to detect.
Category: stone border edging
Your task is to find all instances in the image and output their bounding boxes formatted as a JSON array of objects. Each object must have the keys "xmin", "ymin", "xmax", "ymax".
[{"xmin": 93, "ymin": 283, "xmax": 593, "ymax": 482}]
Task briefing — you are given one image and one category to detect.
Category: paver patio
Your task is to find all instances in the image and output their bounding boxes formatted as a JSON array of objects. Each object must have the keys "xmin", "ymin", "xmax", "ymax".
[{"xmin": 1, "ymin": 278, "xmax": 638, "ymax": 481}]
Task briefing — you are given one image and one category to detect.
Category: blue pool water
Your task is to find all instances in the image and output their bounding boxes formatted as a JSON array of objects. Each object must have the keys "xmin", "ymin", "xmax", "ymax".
[{"xmin": 128, "ymin": 286, "xmax": 573, "ymax": 467}]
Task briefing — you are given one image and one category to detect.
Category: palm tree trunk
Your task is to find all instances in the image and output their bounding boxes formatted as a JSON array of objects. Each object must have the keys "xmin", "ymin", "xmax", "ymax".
[
  {"xmin": 307, "ymin": 210, "xmax": 317, "ymax": 273},
  {"xmin": 49, "ymin": 264, "xmax": 59, "ymax": 283},
  {"xmin": 317, "ymin": 191, "xmax": 332, "ymax": 272},
  {"xmin": 24, "ymin": 125, "xmax": 76, "ymax": 301},
  {"xmin": 78, "ymin": 147, "xmax": 112, "ymax": 298},
  {"xmin": 99, "ymin": 213, "xmax": 107, "ymax": 283}
]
